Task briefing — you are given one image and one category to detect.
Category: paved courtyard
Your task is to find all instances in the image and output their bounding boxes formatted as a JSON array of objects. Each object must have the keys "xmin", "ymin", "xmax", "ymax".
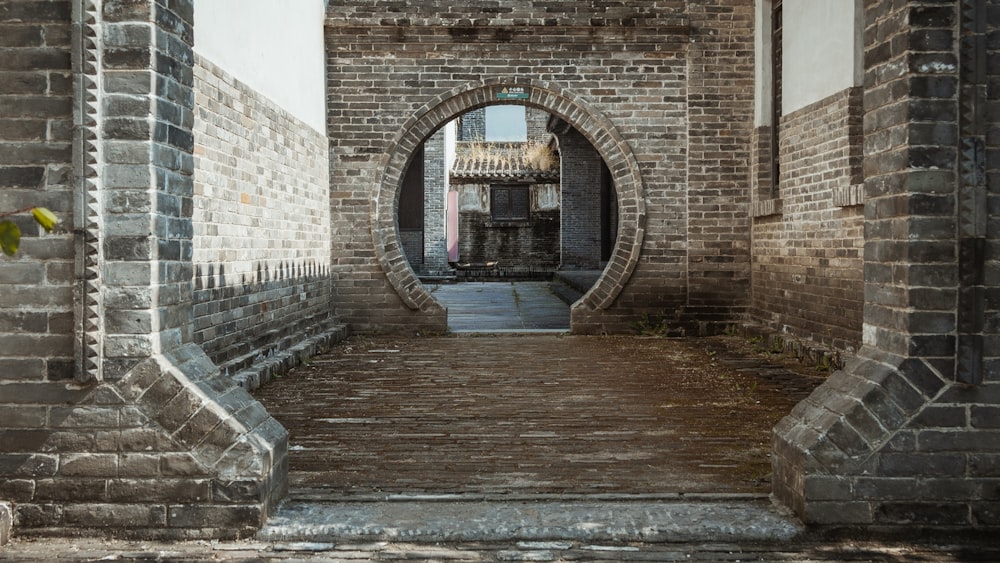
[
  {"xmin": 256, "ymin": 334, "xmax": 818, "ymax": 497},
  {"xmin": 428, "ymin": 281, "xmax": 570, "ymax": 332},
  {"xmin": 5, "ymin": 319, "xmax": 999, "ymax": 560},
  {"xmin": 5, "ymin": 333, "xmax": 998, "ymax": 560}
]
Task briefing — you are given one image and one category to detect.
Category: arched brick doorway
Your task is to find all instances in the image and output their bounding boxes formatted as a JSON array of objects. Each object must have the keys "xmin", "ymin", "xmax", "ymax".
[{"xmin": 371, "ymin": 78, "xmax": 646, "ymax": 331}]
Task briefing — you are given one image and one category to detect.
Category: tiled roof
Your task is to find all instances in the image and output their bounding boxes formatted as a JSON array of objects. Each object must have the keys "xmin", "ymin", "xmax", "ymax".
[{"xmin": 450, "ymin": 142, "xmax": 560, "ymax": 184}]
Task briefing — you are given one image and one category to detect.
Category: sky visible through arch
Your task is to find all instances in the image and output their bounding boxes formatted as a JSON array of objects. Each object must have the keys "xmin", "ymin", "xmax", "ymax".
[{"xmin": 485, "ymin": 105, "xmax": 528, "ymax": 141}]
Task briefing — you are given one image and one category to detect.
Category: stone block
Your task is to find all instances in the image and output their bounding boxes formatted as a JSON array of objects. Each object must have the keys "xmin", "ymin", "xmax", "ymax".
[
  {"xmin": 167, "ymin": 504, "xmax": 262, "ymax": 529},
  {"xmin": 58, "ymin": 453, "xmax": 118, "ymax": 477},
  {"xmin": 973, "ymin": 502, "xmax": 1000, "ymax": 525},
  {"xmin": 119, "ymin": 453, "xmax": 160, "ymax": 477},
  {"xmin": 802, "ymin": 475, "xmax": 853, "ymax": 501},
  {"xmin": 0, "ymin": 501, "xmax": 10, "ymax": 546},
  {"xmin": 49, "ymin": 406, "xmax": 121, "ymax": 429},
  {"xmin": 103, "ymin": 334, "xmax": 154, "ymax": 359},
  {"xmin": 0, "ymin": 479, "xmax": 34, "ymax": 502},
  {"xmin": 63, "ymin": 503, "xmax": 168, "ymax": 528},
  {"xmin": 13, "ymin": 503, "xmax": 62, "ymax": 528},
  {"xmin": 0, "ymin": 453, "xmax": 57, "ymax": 477},
  {"xmin": 108, "ymin": 478, "xmax": 211, "ymax": 502},
  {"xmin": 804, "ymin": 501, "xmax": 872, "ymax": 525},
  {"xmin": 212, "ymin": 480, "xmax": 264, "ymax": 504},
  {"xmin": 874, "ymin": 502, "xmax": 969, "ymax": 525},
  {"xmin": 970, "ymin": 454, "xmax": 1000, "ymax": 477},
  {"xmin": 35, "ymin": 478, "xmax": 108, "ymax": 501},
  {"xmin": 972, "ymin": 406, "xmax": 1000, "ymax": 429},
  {"xmin": 160, "ymin": 453, "xmax": 207, "ymax": 477}
]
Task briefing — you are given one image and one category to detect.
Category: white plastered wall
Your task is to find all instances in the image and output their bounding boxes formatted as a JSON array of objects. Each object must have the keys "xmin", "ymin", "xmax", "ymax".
[
  {"xmin": 193, "ymin": 0, "xmax": 327, "ymax": 132},
  {"xmin": 757, "ymin": 0, "xmax": 863, "ymax": 123}
]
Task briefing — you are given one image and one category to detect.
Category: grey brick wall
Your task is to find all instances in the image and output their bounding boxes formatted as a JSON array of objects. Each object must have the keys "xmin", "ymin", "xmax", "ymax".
[
  {"xmin": 772, "ymin": 0, "xmax": 1000, "ymax": 527},
  {"xmin": 191, "ymin": 56, "xmax": 333, "ymax": 377},
  {"xmin": 1, "ymin": 0, "xmax": 291, "ymax": 538},
  {"xmin": 682, "ymin": 0, "xmax": 755, "ymax": 331},
  {"xmin": 326, "ymin": 1, "xmax": 751, "ymax": 335},
  {"xmin": 751, "ymin": 88, "xmax": 865, "ymax": 353},
  {"xmin": 0, "ymin": 0, "xmax": 75, "ymax": 383}
]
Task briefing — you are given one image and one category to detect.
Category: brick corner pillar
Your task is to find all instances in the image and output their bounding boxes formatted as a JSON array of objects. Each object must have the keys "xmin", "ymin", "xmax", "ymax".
[
  {"xmin": 0, "ymin": 0, "xmax": 286, "ymax": 539},
  {"xmin": 99, "ymin": 0, "xmax": 288, "ymax": 536},
  {"xmin": 422, "ymin": 128, "xmax": 451, "ymax": 276},
  {"xmin": 551, "ymin": 119, "xmax": 602, "ymax": 270},
  {"xmin": 772, "ymin": 0, "xmax": 998, "ymax": 528}
]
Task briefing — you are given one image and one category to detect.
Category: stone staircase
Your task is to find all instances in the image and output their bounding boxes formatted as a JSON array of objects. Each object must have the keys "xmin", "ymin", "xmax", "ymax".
[{"xmin": 549, "ymin": 270, "xmax": 603, "ymax": 305}]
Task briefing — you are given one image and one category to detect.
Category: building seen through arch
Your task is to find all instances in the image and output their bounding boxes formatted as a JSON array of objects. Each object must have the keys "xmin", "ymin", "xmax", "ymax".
[{"xmin": 399, "ymin": 105, "xmax": 617, "ymax": 281}]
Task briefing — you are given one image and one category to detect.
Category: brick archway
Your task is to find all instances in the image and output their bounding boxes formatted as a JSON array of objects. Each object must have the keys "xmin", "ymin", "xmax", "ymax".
[{"xmin": 371, "ymin": 78, "xmax": 647, "ymax": 326}]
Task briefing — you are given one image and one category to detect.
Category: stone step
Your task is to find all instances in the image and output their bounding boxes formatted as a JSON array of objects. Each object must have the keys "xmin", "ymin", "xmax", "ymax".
[
  {"xmin": 257, "ymin": 497, "xmax": 803, "ymax": 544},
  {"xmin": 0, "ymin": 501, "xmax": 11, "ymax": 547}
]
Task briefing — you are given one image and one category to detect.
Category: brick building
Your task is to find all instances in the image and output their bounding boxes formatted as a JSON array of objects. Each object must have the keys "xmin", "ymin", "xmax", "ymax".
[
  {"xmin": 0, "ymin": 0, "xmax": 996, "ymax": 538},
  {"xmin": 449, "ymin": 106, "xmax": 563, "ymax": 277}
]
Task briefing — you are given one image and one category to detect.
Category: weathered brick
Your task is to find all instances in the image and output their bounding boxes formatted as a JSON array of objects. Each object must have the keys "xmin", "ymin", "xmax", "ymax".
[
  {"xmin": 167, "ymin": 504, "xmax": 262, "ymax": 529},
  {"xmin": 62, "ymin": 503, "xmax": 167, "ymax": 528}
]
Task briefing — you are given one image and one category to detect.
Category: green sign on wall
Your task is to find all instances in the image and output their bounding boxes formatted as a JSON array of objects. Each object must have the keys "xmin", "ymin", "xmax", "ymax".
[{"xmin": 496, "ymin": 86, "xmax": 529, "ymax": 100}]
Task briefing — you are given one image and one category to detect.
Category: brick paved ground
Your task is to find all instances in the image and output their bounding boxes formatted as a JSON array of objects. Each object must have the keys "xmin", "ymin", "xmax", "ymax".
[
  {"xmin": 255, "ymin": 335, "xmax": 823, "ymax": 497},
  {"xmin": 5, "ymin": 335, "xmax": 998, "ymax": 560}
]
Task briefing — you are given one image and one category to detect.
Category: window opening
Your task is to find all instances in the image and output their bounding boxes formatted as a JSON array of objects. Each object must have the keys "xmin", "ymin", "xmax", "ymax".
[{"xmin": 491, "ymin": 185, "xmax": 530, "ymax": 221}]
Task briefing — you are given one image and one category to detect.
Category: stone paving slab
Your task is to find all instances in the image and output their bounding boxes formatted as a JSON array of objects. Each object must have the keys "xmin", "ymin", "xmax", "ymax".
[{"xmin": 429, "ymin": 282, "xmax": 570, "ymax": 332}]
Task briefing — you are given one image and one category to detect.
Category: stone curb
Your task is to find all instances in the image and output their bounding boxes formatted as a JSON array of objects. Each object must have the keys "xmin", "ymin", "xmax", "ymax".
[
  {"xmin": 257, "ymin": 499, "xmax": 804, "ymax": 544},
  {"xmin": 0, "ymin": 502, "xmax": 11, "ymax": 547},
  {"xmin": 233, "ymin": 324, "xmax": 350, "ymax": 392}
]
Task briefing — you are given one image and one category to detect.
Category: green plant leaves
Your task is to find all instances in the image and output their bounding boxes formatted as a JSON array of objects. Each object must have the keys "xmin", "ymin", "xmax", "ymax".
[
  {"xmin": 32, "ymin": 207, "xmax": 58, "ymax": 232},
  {"xmin": 0, "ymin": 207, "xmax": 58, "ymax": 256},
  {"xmin": 0, "ymin": 220, "xmax": 20, "ymax": 256}
]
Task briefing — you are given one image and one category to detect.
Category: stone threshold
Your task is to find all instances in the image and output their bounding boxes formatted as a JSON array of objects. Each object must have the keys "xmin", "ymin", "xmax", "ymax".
[{"xmin": 257, "ymin": 497, "xmax": 803, "ymax": 544}]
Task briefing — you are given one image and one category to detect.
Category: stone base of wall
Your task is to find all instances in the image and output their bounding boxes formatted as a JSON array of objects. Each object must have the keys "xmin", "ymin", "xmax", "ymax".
[
  {"xmin": 234, "ymin": 323, "xmax": 349, "ymax": 392},
  {"xmin": 7, "ymin": 345, "xmax": 288, "ymax": 540},
  {"xmin": 773, "ymin": 348, "xmax": 1000, "ymax": 529},
  {"xmin": 0, "ymin": 501, "xmax": 11, "ymax": 546},
  {"xmin": 729, "ymin": 321, "xmax": 847, "ymax": 372}
]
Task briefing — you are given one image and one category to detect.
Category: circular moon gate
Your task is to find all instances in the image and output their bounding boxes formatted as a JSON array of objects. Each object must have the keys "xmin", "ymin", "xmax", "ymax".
[{"xmin": 372, "ymin": 78, "xmax": 647, "ymax": 324}]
